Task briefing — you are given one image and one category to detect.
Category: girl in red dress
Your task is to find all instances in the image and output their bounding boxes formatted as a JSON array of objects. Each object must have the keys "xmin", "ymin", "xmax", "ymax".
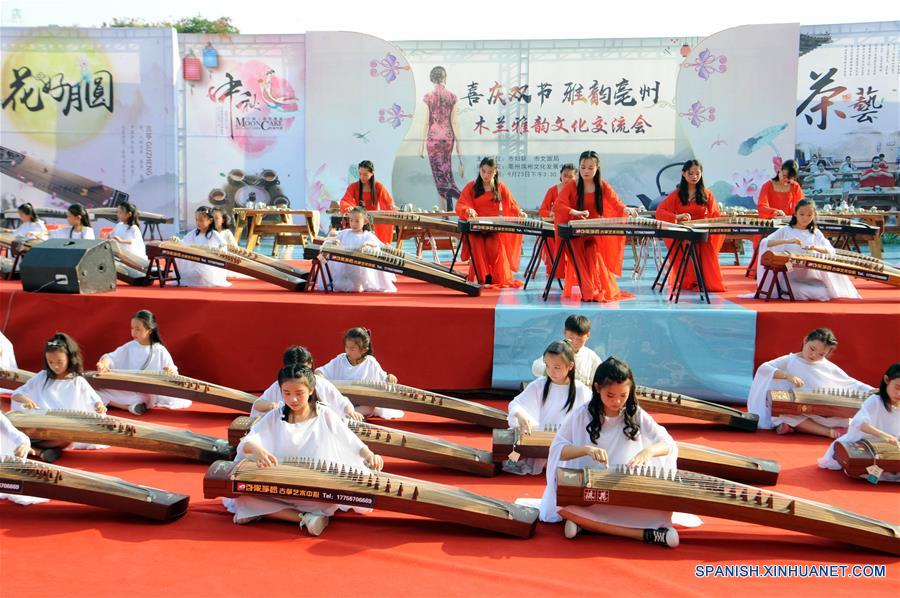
[
  {"xmin": 339, "ymin": 160, "xmax": 398, "ymax": 244},
  {"xmin": 656, "ymin": 159, "xmax": 726, "ymax": 292},
  {"xmin": 757, "ymin": 159, "xmax": 804, "ymax": 219},
  {"xmin": 539, "ymin": 163, "xmax": 576, "ymax": 277},
  {"xmin": 455, "ymin": 157, "xmax": 526, "ymax": 287}
]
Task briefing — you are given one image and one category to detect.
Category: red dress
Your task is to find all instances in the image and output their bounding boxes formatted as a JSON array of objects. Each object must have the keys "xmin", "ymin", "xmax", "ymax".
[
  {"xmin": 553, "ymin": 180, "xmax": 633, "ymax": 302},
  {"xmin": 656, "ymin": 189, "xmax": 726, "ymax": 292},
  {"xmin": 455, "ymin": 181, "xmax": 524, "ymax": 287},
  {"xmin": 339, "ymin": 180, "xmax": 396, "ymax": 244},
  {"xmin": 756, "ymin": 180, "xmax": 804, "ymax": 219},
  {"xmin": 538, "ymin": 184, "xmax": 566, "ymax": 278}
]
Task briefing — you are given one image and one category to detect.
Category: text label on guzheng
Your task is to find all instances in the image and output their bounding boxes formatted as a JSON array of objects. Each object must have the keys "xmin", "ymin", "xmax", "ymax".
[
  {"xmin": 233, "ymin": 481, "xmax": 376, "ymax": 507},
  {"xmin": 583, "ymin": 488, "xmax": 610, "ymax": 503},
  {"xmin": 0, "ymin": 478, "xmax": 24, "ymax": 494}
]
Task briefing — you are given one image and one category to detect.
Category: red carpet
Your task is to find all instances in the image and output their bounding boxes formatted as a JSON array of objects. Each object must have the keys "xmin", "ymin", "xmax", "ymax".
[{"xmin": 0, "ymin": 400, "xmax": 897, "ymax": 597}]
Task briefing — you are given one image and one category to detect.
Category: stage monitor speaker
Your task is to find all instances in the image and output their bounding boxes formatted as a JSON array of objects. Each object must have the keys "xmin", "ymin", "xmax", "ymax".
[{"xmin": 20, "ymin": 239, "xmax": 117, "ymax": 294}]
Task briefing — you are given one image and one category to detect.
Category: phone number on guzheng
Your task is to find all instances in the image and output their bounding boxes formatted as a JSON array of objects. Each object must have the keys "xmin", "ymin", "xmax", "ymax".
[{"xmin": 695, "ymin": 564, "xmax": 886, "ymax": 578}]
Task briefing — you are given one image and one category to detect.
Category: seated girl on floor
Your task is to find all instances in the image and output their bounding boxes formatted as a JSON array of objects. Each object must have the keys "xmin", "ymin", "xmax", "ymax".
[
  {"xmin": 0, "ymin": 412, "xmax": 48, "ymax": 505},
  {"xmin": 110, "ymin": 201, "xmax": 146, "ymax": 260},
  {"xmin": 49, "ymin": 203, "xmax": 95, "ymax": 240},
  {"xmin": 12, "ymin": 203, "xmax": 48, "ymax": 241},
  {"xmin": 319, "ymin": 206, "xmax": 396, "ymax": 293},
  {"xmin": 747, "ymin": 328, "xmax": 875, "ymax": 437},
  {"xmin": 174, "ymin": 206, "xmax": 230, "ymax": 287}
]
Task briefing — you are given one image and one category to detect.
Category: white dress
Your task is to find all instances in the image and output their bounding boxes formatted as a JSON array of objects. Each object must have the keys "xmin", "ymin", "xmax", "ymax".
[
  {"xmin": 0, "ymin": 331, "xmax": 16, "ymax": 369},
  {"xmin": 96, "ymin": 340, "xmax": 190, "ymax": 410},
  {"xmin": 532, "ymin": 347, "xmax": 603, "ymax": 387},
  {"xmin": 50, "ymin": 226, "xmax": 95, "ymax": 240},
  {"xmin": 0, "ymin": 412, "xmax": 49, "ymax": 505},
  {"xmin": 177, "ymin": 229, "xmax": 231, "ymax": 287},
  {"xmin": 253, "ymin": 376, "xmax": 355, "ymax": 419},
  {"xmin": 819, "ymin": 394, "xmax": 900, "ymax": 480},
  {"xmin": 13, "ymin": 221, "xmax": 48, "ymax": 240},
  {"xmin": 316, "ymin": 354, "xmax": 404, "ymax": 419},
  {"xmin": 324, "ymin": 229, "xmax": 397, "ymax": 293},
  {"xmin": 504, "ymin": 377, "xmax": 591, "ymax": 475},
  {"xmin": 219, "ymin": 229, "xmax": 238, "ymax": 247},
  {"xmin": 112, "ymin": 223, "xmax": 146, "ymax": 259},
  {"xmin": 747, "ymin": 353, "xmax": 875, "ymax": 430},
  {"xmin": 230, "ymin": 405, "xmax": 372, "ymax": 523},
  {"xmin": 540, "ymin": 404, "xmax": 699, "ymax": 529},
  {"xmin": 755, "ymin": 226, "xmax": 861, "ymax": 300}
]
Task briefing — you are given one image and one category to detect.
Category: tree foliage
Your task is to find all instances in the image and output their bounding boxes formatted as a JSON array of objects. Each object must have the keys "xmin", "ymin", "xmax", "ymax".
[{"xmin": 106, "ymin": 15, "xmax": 239, "ymax": 34}]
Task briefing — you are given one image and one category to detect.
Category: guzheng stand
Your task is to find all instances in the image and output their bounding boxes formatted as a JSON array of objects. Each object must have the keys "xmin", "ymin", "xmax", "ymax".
[
  {"xmin": 450, "ymin": 220, "xmax": 553, "ymax": 288},
  {"xmin": 754, "ymin": 262, "xmax": 795, "ymax": 301}
]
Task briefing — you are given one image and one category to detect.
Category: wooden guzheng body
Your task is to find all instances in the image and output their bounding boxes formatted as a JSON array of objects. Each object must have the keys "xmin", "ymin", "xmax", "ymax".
[
  {"xmin": 834, "ymin": 440, "xmax": 900, "ymax": 479},
  {"xmin": 460, "ymin": 215, "xmax": 554, "ymax": 236},
  {"xmin": 204, "ymin": 458, "xmax": 538, "ymax": 537},
  {"xmin": 761, "ymin": 250, "xmax": 900, "ymax": 287},
  {"xmin": 83, "ymin": 370, "xmax": 256, "ymax": 412},
  {"xmin": 636, "ymin": 386, "xmax": 759, "ymax": 431},
  {"xmin": 560, "ymin": 216, "xmax": 704, "ymax": 240},
  {"xmin": 0, "ymin": 456, "xmax": 188, "ymax": 521},
  {"xmin": 7, "ymin": 409, "xmax": 235, "ymax": 463},
  {"xmin": 228, "ymin": 416, "xmax": 496, "ymax": 477},
  {"xmin": 688, "ymin": 216, "xmax": 779, "ymax": 235},
  {"xmin": 556, "ymin": 465, "xmax": 900, "ymax": 555},
  {"xmin": 0, "ymin": 232, "xmax": 37, "ymax": 277},
  {"xmin": 304, "ymin": 243, "xmax": 481, "ymax": 296},
  {"xmin": 368, "ymin": 210, "xmax": 459, "ymax": 234},
  {"xmin": 110, "ymin": 244, "xmax": 153, "ymax": 286},
  {"xmin": 331, "ymin": 381, "xmax": 508, "ymax": 428},
  {"xmin": 0, "ymin": 367, "xmax": 34, "ymax": 390},
  {"xmin": 769, "ymin": 388, "xmax": 869, "ymax": 419},
  {"xmin": 88, "ymin": 207, "xmax": 172, "ymax": 226},
  {"xmin": 221, "ymin": 244, "xmax": 310, "ymax": 281},
  {"xmin": 491, "ymin": 428, "xmax": 779, "ymax": 484},
  {"xmin": 799, "ymin": 216, "xmax": 878, "ymax": 238},
  {"xmin": 146, "ymin": 240, "xmax": 309, "ymax": 291}
]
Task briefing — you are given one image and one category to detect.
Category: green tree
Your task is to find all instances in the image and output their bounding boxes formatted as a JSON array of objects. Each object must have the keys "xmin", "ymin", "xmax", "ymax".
[{"xmin": 105, "ymin": 15, "xmax": 239, "ymax": 34}]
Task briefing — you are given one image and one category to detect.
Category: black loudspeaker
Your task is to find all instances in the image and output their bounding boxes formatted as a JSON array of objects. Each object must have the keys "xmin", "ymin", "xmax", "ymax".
[{"xmin": 20, "ymin": 239, "xmax": 117, "ymax": 294}]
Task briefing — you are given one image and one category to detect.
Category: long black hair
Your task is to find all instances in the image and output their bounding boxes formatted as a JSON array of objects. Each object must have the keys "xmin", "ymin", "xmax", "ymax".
[
  {"xmin": 473, "ymin": 157, "xmax": 500, "ymax": 202},
  {"xmin": 773, "ymin": 159, "xmax": 799, "ymax": 182},
  {"xmin": 211, "ymin": 206, "xmax": 232, "ymax": 232},
  {"xmin": 357, "ymin": 160, "xmax": 376, "ymax": 208},
  {"xmin": 540, "ymin": 341, "xmax": 578, "ymax": 414},
  {"xmin": 576, "ymin": 151, "xmax": 603, "ymax": 214},
  {"xmin": 586, "ymin": 357, "xmax": 640, "ymax": 443},
  {"xmin": 278, "ymin": 365, "xmax": 318, "ymax": 420},
  {"xmin": 43, "ymin": 332, "xmax": 84, "ymax": 381},
  {"xmin": 67, "ymin": 203, "xmax": 91, "ymax": 230},
  {"xmin": 345, "ymin": 327, "xmax": 374, "ymax": 357},
  {"xmin": 118, "ymin": 201, "xmax": 140, "ymax": 227},
  {"xmin": 804, "ymin": 327, "xmax": 837, "ymax": 350},
  {"xmin": 677, "ymin": 159, "xmax": 708, "ymax": 206},
  {"xmin": 788, "ymin": 199, "xmax": 817, "ymax": 232},
  {"xmin": 194, "ymin": 206, "xmax": 215, "ymax": 238},
  {"xmin": 133, "ymin": 310, "xmax": 163, "ymax": 345},
  {"xmin": 18, "ymin": 202, "xmax": 40, "ymax": 223},
  {"xmin": 878, "ymin": 362, "xmax": 900, "ymax": 412}
]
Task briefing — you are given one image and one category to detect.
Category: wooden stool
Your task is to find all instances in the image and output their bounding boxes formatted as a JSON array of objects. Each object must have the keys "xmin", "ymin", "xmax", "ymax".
[{"xmin": 754, "ymin": 264, "xmax": 795, "ymax": 301}]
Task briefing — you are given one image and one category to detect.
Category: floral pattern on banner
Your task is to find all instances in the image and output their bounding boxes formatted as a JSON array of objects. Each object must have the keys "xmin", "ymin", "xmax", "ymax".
[
  {"xmin": 378, "ymin": 103, "xmax": 412, "ymax": 129},
  {"xmin": 680, "ymin": 101, "xmax": 716, "ymax": 127},
  {"xmin": 369, "ymin": 54, "xmax": 410, "ymax": 83},
  {"xmin": 683, "ymin": 49, "xmax": 727, "ymax": 80},
  {"xmin": 730, "ymin": 169, "xmax": 770, "ymax": 202}
]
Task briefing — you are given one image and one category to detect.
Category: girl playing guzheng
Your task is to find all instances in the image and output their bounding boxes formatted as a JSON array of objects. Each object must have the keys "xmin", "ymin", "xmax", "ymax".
[
  {"xmin": 95, "ymin": 310, "xmax": 191, "ymax": 415},
  {"xmin": 0, "ymin": 330, "xmax": 16, "ymax": 370},
  {"xmin": 756, "ymin": 160, "xmax": 804, "ymax": 219},
  {"xmin": 316, "ymin": 328, "xmax": 404, "ymax": 420},
  {"xmin": 747, "ymin": 328, "xmax": 875, "ymax": 435},
  {"xmin": 818, "ymin": 362, "xmax": 900, "ymax": 480},
  {"xmin": 339, "ymin": 160, "xmax": 397, "ymax": 244},
  {"xmin": 211, "ymin": 207, "xmax": 238, "ymax": 247},
  {"xmin": 230, "ymin": 365, "xmax": 384, "ymax": 535},
  {"xmin": 655, "ymin": 160, "xmax": 726, "ymax": 292},
  {"xmin": 504, "ymin": 340, "xmax": 590, "ymax": 475},
  {"xmin": 455, "ymin": 157, "xmax": 526, "ymax": 288},
  {"xmin": 12, "ymin": 203, "xmax": 48, "ymax": 241},
  {"xmin": 552, "ymin": 151, "xmax": 635, "ymax": 302},
  {"xmin": 755, "ymin": 199, "xmax": 861, "ymax": 301},
  {"xmin": 321, "ymin": 207, "xmax": 397, "ymax": 293},
  {"xmin": 538, "ymin": 163, "xmax": 576, "ymax": 277},
  {"xmin": 0, "ymin": 412, "xmax": 48, "ymax": 505},
  {"xmin": 540, "ymin": 357, "xmax": 699, "ymax": 547},
  {"xmin": 49, "ymin": 203, "xmax": 95, "ymax": 240},
  {"xmin": 110, "ymin": 201, "xmax": 146, "ymax": 260},
  {"xmin": 175, "ymin": 206, "xmax": 231, "ymax": 288},
  {"xmin": 252, "ymin": 345, "xmax": 365, "ymax": 421}
]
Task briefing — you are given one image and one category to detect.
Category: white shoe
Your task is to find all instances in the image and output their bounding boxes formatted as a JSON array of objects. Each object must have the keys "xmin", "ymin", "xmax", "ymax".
[
  {"xmin": 128, "ymin": 403, "xmax": 147, "ymax": 416},
  {"xmin": 301, "ymin": 513, "xmax": 329, "ymax": 536},
  {"xmin": 643, "ymin": 526, "xmax": 679, "ymax": 548},
  {"xmin": 564, "ymin": 520, "xmax": 580, "ymax": 539}
]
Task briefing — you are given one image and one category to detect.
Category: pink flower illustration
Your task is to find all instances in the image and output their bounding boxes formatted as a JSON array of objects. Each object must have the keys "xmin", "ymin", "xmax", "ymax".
[
  {"xmin": 369, "ymin": 53, "xmax": 411, "ymax": 83},
  {"xmin": 680, "ymin": 101, "xmax": 716, "ymax": 127},
  {"xmin": 378, "ymin": 103, "xmax": 413, "ymax": 129},
  {"xmin": 684, "ymin": 49, "xmax": 727, "ymax": 80},
  {"xmin": 731, "ymin": 169, "xmax": 769, "ymax": 200}
]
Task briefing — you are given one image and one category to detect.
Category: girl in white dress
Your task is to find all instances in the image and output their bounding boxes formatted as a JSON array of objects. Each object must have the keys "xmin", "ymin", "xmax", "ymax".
[
  {"xmin": 316, "ymin": 328, "xmax": 403, "ymax": 419},
  {"xmin": 251, "ymin": 345, "xmax": 365, "ymax": 421},
  {"xmin": 320, "ymin": 207, "xmax": 396, "ymax": 293},
  {"xmin": 231, "ymin": 365, "xmax": 384, "ymax": 535},
  {"xmin": 540, "ymin": 357, "xmax": 693, "ymax": 548},
  {"xmin": 747, "ymin": 328, "xmax": 875, "ymax": 436},
  {"xmin": 13, "ymin": 203, "xmax": 48, "ymax": 240},
  {"xmin": 10, "ymin": 333, "xmax": 107, "ymax": 462},
  {"xmin": 531, "ymin": 314, "xmax": 604, "ymax": 386},
  {"xmin": 95, "ymin": 310, "xmax": 190, "ymax": 415},
  {"xmin": 111, "ymin": 201, "xmax": 146, "ymax": 260},
  {"xmin": 505, "ymin": 340, "xmax": 591, "ymax": 475},
  {"xmin": 0, "ymin": 412, "xmax": 49, "ymax": 505},
  {"xmin": 212, "ymin": 207, "xmax": 238, "ymax": 247},
  {"xmin": 819, "ymin": 362, "xmax": 900, "ymax": 480},
  {"xmin": 756, "ymin": 199, "xmax": 861, "ymax": 300},
  {"xmin": 50, "ymin": 203, "xmax": 95, "ymax": 240},
  {"xmin": 176, "ymin": 206, "xmax": 231, "ymax": 287},
  {"xmin": 0, "ymin": 330, "xmax": 16, "ymax": 369}
]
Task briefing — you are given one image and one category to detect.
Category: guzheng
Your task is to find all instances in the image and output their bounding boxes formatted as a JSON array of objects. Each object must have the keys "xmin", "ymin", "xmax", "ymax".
[
  {"xmin": 204, "ymin": 458, "xmax": 538, "ymax": 537},
  {"xmin": 368, "ymin": 210, "xmax": 459, "ymax": 235},
  {"xmin": 7, "ymin": 409, "xmax": 235, "ymax": 463},
  {"xmin": 332, "ymin": 381, "xmax": 508, "ymax": 428},
  {"xmin": 769, "ymin": 388, "xmax": 870, "ymax": 419},
  {"xmin": 558, "ymin": 217, "xmax": 705, "ymax": 241},
  {"xmin": 88, "ymin": 207, "xmax": 172, "ymax": 226},
  {"xmin": 304, "ymin": 244, "xmax": 481, "ymax": 296},
  {"xmin": 636, "ymin": 386, "xmax": 759, "ymax": 431},
  {"xmin": 2, "ymin": 207, "xmax": 70, "ymax": 220},
  {"xmin": 220, "ymin": 243, "xmax": 311, "ymax": 281},
  {"xmin": 0, "ymin": 367, "xmax": 35, "ymax": 391},
  {"xmin": 797, "ymin": 216, "xmax": 878, "ymax": 238},
  {"xmin": 761, "ymin": 250, "xmax": 900, "ymax": 287},
  {"xmin": 0, "ymin": 456, "xmax": 188, "ymax": 521},
  {"xmin": 557, "ymin": 465, "xmax": 900, "ymax": 555},
  {"xmin": 110, "ymin": 244, "xmax": 153, "ymax": 286},
  {"xmin": 833, "ymin": 440, "xmax": 900, "ymax": 479},
  {"xmin": 229, "ymin": 416, "xmax": 496, "ymax": 477},
  {"xmin": 688, "ymin": 216, "xmax": 779, "ymax": 236},
  {"xmin": 83, "ymin": 370, "xmax": 256, "ymax": 412},
  {"xmin": 146, "ymin": 240, "xmax": 309, "ymax": 291},
  {"xmin": 491, "ymin": 428, "xmax": 779, "ymax": 485},
  {"xmin": 459, "ymin": 216, "xmax": 554, "ymax": 237}
]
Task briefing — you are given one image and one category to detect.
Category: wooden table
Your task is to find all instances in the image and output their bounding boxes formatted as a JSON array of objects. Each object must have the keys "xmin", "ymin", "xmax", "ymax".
[{"xmin": 233, "ymin": 208, "xmax": 319, "ymax": 254}]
